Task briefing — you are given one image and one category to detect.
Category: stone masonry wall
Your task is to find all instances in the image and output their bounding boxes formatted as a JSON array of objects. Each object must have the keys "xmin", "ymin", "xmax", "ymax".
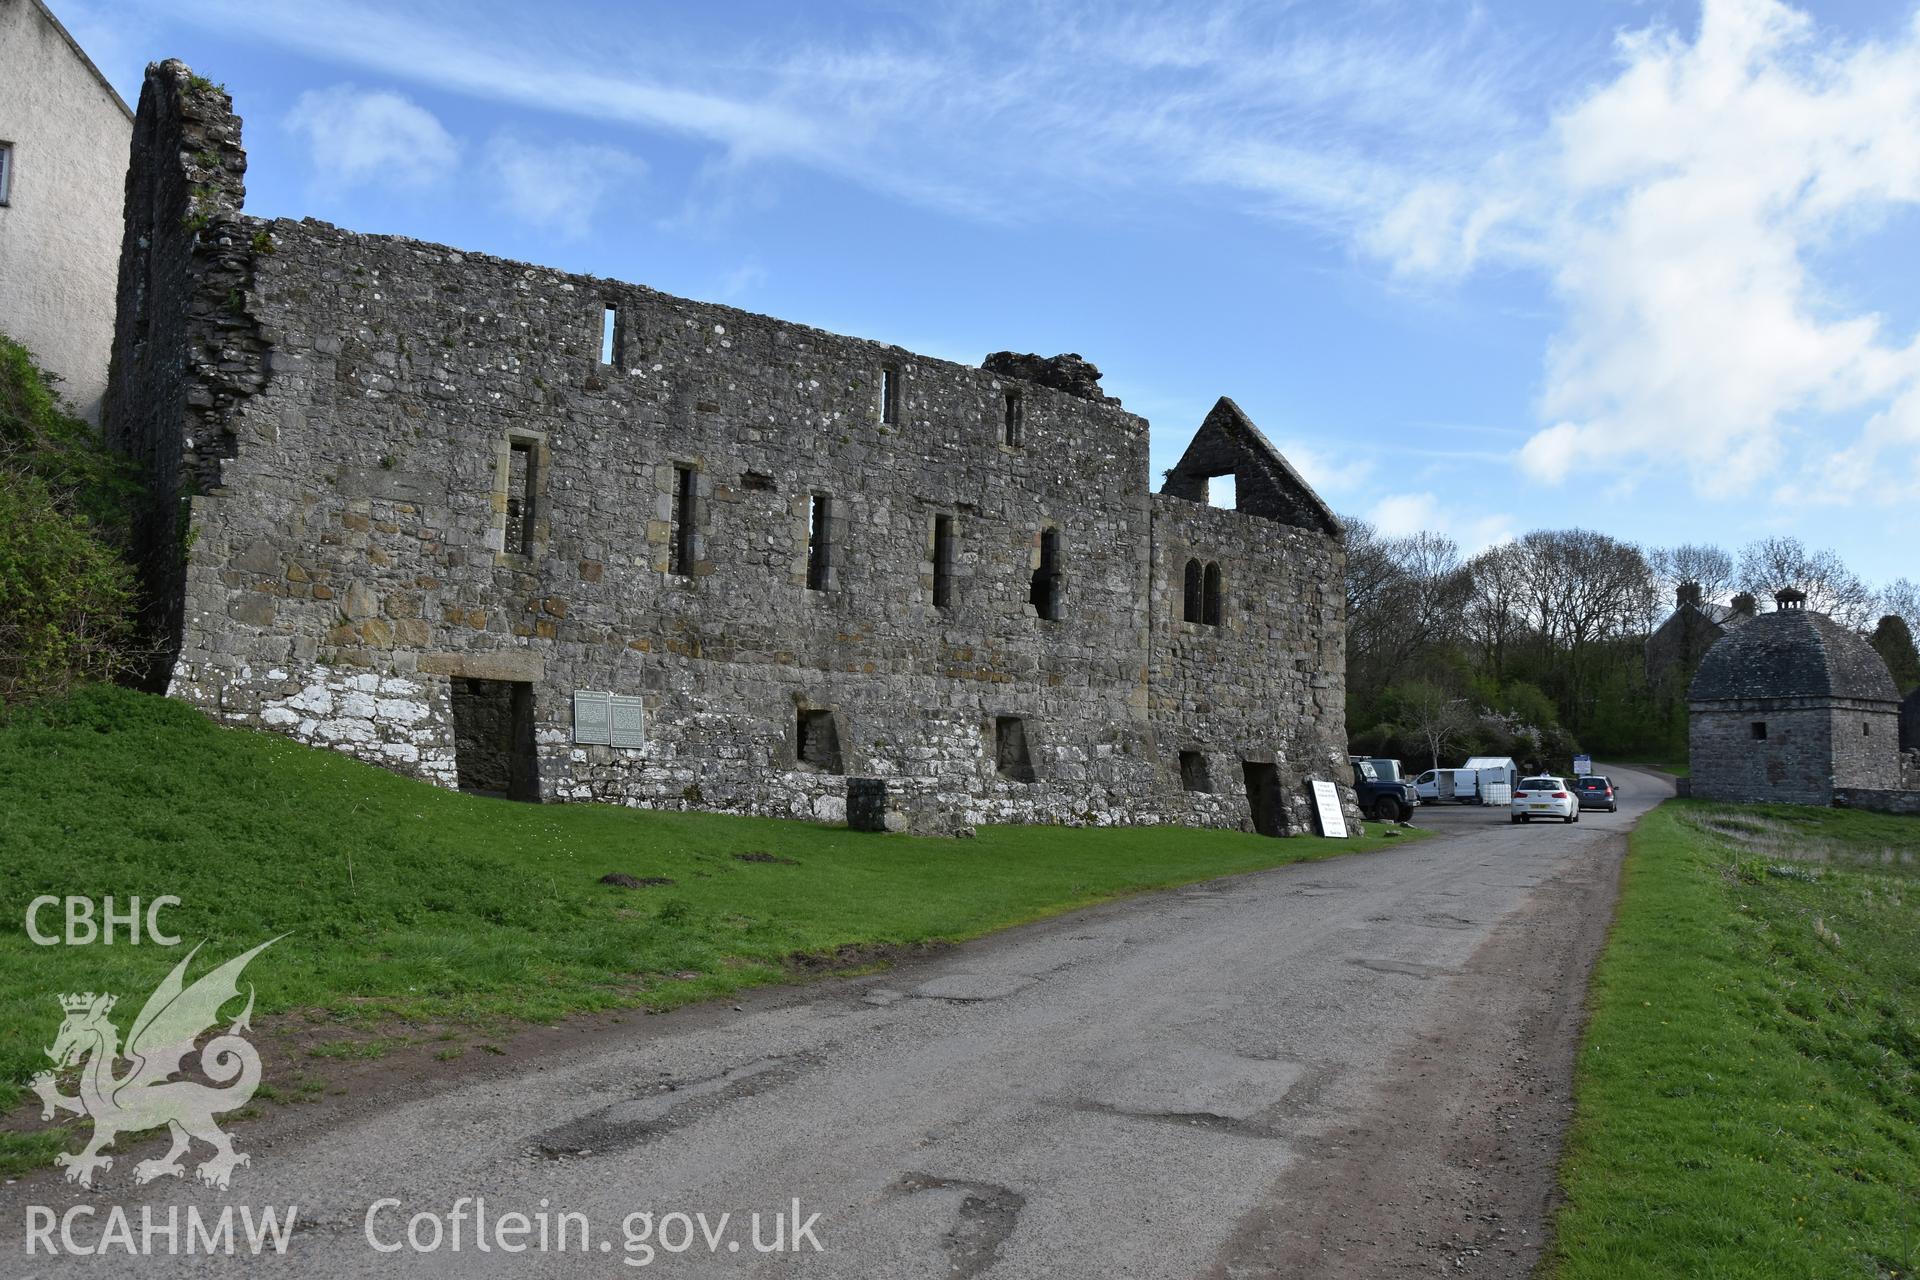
[
  {"xmin": 1148, "ymin": 495, "xmax": 1351, "ymax": 834},
  {"xmin": 119, "ymin": 61, "xmax": 1358, "ymax": 835},
  {"xmin": 1689, "ymin": 699, "xmax": 1901, "ymax": 806}
]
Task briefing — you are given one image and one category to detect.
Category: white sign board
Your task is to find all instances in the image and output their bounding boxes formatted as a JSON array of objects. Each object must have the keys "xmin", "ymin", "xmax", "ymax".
[
  {"xmin": 1310, "ymin": 779, "xmax": 1349, "ymax": 838},
  {"xmin": 1573, "ymin": 754, "xmax": 1592, "ymax": 776}
]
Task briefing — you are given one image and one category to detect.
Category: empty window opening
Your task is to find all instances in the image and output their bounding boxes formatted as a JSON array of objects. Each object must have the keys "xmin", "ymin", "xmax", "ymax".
[
  {"xmin": 1003, "ymin": 391, "xmax": 1023, "ymax": 447},
  {"xmin": 670, "ymin": 465, "xmax": 697, "ymax": 576},
  {"xmin": 1208, "ymin": 474, "xmax": 1238, "ymax": 509},
  {"xmin": 1242, "ymin": 761, "xmax": 1284, "ymax": 837},
  {"xmin": 806, "ymin": 494, "xmax": 833, "ymax": 591},
  {"xmin": 1183, "ymin": 558, "xmax": 1203, "ymax": 623},
  {"xmin": 505, "ymin": 440, "xmax": 536, "ymax": 556},
  {"xmin": 1029, "ymin": 527, "xmax": 1061, "ymax": 621},
  {"xmin": 995, "ymin": 716, "xmax": 1036, "ymax": 783},
  {"xmin": 796, "ymin": 709, "xmax": 844, "ymax": 773},
  {"xmin": 599, "ymin": 305, "xmax": 620, "ymax": 365},
  {"xmin": 1179, "ymin": 750, "xmax": 1211, "ymax": 793},
  {"xmin": 741, "ymin": 470, "xmax": 775, "ymax": 491},
  {"xmin": 1202, "ymin": 562, "xmax": 1223, "ymax": 626},
  {"xmin": 1863, "ymin": 721, "xmax": 1871, "ymax": 736},
  {"xmin": 451, "ymin": 679, "xmax": 539, "ymax": 802},
  {"xmin": 880, "ymin": 366, "xmax": 899, "ymax": 424},
  {"xmin": 1751, "ymin": 721, "xmax": 1768, "ymax": 740},
  {"xmin": 931, "ymin": 514, "xmax": 955, "ymax": 609},
  {"xmin": 0, "ymin": 143, "xmax": 12, "ymax": 206}
]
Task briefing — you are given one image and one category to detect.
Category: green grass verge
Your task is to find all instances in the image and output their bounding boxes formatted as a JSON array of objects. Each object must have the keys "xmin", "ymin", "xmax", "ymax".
[
  {"xmin": 0, "ymin": 684, "xmax": 1417, "ymax": 1173},
  {"xmin": 1550, "ymin": 800, "xmax": 1920, "ymax": 1278}
]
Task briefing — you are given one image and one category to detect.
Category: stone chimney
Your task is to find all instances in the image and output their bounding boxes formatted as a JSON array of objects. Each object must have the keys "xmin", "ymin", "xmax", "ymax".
[
  {"xmin": 1729, "ymin": 591, "xmax": 1757, "ymax": 617},
  {"xmin": 1775, "ymin": 587, "xmax": 1807, "ymax": 611},
  {"xmin": 1676, "ymin": 582, "xmax": 1703, "ymax": 607}
]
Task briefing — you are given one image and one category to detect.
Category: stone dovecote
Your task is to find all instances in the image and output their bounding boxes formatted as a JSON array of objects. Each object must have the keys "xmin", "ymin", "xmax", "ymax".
[
  {"xmin": 107, "ymin": 59, "xmax": 1361, "ymax": 837},
  {"xmin": 1688, "ymin": 591, "xmax": 1902, "ymax": 805}
]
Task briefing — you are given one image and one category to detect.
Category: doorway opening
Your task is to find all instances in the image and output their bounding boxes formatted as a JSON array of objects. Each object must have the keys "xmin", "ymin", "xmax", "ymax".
[
  {"xmin": 450, "ymin": 678, "xmax": 540, "ymax": 801},
  {"xmin": 1241, "ymin": 761, "xmax": 1285, "ymax": 837}
]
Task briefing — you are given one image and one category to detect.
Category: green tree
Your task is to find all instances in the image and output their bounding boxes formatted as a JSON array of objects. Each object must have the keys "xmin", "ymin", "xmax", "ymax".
[{"xmin": 1869, "ymin": 614, "xmax": 1920, "ymax": 693}]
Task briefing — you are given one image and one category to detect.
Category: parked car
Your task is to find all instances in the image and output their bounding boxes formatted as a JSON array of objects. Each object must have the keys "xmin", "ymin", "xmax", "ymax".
[
  {"xmin": 1510, "ymin": 776, "xmax": 1579, "ymax": 824},
  {"xmin": 1575, "ymin": 775, "xmax": 1619, "ymax": 812},
  {"xmin": 1351, "ymin": 758, "xmax": 1418, "ymax": 822}
]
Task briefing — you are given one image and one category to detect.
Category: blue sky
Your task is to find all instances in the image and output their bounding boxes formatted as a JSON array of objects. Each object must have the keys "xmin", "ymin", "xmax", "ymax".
[{"xmin": 59, "ymin": 0, "xmax": 1920, "ymax": 590}]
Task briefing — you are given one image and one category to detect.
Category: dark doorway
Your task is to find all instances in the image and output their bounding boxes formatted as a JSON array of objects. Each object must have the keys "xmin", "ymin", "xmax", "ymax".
[
  {"xmin": 1242, "ymin": 761, "xmax": 1284, "ymax": 837},
  {"xmin": 450, "ymin": 678, "xmax": 539, "ymax": 801}
]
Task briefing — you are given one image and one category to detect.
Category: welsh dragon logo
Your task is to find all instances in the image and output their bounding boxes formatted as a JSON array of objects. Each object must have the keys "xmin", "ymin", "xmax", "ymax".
[{"xmin": 31, "ymin": 938, "xmax": 278, "ymax": 1190}]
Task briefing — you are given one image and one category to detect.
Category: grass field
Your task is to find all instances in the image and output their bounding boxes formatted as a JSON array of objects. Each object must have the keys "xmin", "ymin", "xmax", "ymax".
[
  {"xmin": 0, "ymin": 684, "xmax": 1413, "ymax": 1174},
  {"xmin": 1550, "ymin": 800, "xmax": 1920, "ymax": 1278}
]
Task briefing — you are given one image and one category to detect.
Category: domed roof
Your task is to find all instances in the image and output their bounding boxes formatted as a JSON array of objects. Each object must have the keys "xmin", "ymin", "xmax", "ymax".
[{"xmin": 1689, "ymin": 604, "xmax": 1900, "ymax": 704}]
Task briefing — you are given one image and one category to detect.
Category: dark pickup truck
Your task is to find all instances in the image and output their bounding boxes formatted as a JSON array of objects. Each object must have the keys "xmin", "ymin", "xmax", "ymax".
[{"xmin": 1351, "ymin": 757, "xmax": 1419, "ymax": 822}]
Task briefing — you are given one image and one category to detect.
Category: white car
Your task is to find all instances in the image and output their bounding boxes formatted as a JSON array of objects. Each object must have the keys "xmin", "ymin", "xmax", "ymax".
[{"xmin": 1511, "ymin": 776, "xmax": 1579, "ymax": 824}]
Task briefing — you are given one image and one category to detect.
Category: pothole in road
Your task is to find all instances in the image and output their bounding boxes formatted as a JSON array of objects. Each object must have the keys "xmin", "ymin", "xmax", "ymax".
[
  {"xmin": 528, "ymin": 1053, "xmax": 818, "ymax": 1160},
  {"xmin": 889, "ymin": 1172, "xmax": 1026, "ymax": 1280},
  {"xmin": 911, "ymin": 973, "xmax": 1038, "ymax": 1002},
  {"xmin": 1347, "ymin": 957, "xmax": 1455, "ymax": 980}
]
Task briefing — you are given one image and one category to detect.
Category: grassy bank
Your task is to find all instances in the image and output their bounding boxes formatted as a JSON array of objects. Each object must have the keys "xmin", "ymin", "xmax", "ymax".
[
  {"xmin": 1, "ymin": 684, "xmax": 1413, "ymax": 1172},
  {"xmin": 1550, "ymin": 801, "xmax": 1920, "ymax": 1278}
]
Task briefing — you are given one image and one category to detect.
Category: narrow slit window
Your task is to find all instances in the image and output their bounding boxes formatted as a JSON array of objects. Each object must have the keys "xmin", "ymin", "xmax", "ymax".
[
  {"xmin": 1202, "ymin": 562, "xmax": 1223, "ymax": 626},
  {"xmin": 1003, "ymin": 391, "xmax": 1023, "ymax": 447},
  {"xmin": 995, "ymin": 716, "xmax": 1035, "ymax": 783},
  {"xmin": 670, "ymin": 465, "xmax": 697, "ymax": 576},
  {"xmin": 931, "ymin": 514, "xmax": 955, "ymax": 609},
  {"xmin": 806, "ymin": 494, "xmax": 832, "ymax": 591},
  {"xmin": 505, "ymin": 440, "xmax": 536, "ymax": 556},
  {"xmin": 599, "ymin": 305, "xmax": 619, "ymax": 365},
  {"xmin": 1029, "ymin": 527, "xmax": 1062, "ymax": 621},
  {"xmin": 1183, "ymin": 558, "xmax": 1203, "ymax": 623},
  {"xmin": 0, "ymin": 143, "xmax": 12, "ymax": 206},
  {"xmin": 880, "ymin": 367, "xmax": 899, "ymax": 425}
]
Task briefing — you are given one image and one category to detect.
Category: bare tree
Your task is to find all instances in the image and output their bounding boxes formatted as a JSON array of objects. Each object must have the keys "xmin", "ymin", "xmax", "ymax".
[
  {"xmin": 1651, "ymin": 542, "xmax": 1736, "ymax": 604},
  {"xmin": 1463, "ymin": 541, "xmax": 1527, "ymax": 682},
  {"xmin": 1508, "ymin": 529, "xmax": 1657, "ymax": 730},
  {"xmin": 1395, "ymin": 680, "xmax": 1477, "ymax": 770},
  {"xmin": 1341, "ymin": 519, "xmax": 1470, "ymax": 701},
  {"xmin": 1736, "ymin": 536, "xmax": 1874, "ymax": 628},
  {"xmin": 1880, "ymin": 577, "xmax": 1920, "ymax": 636}
]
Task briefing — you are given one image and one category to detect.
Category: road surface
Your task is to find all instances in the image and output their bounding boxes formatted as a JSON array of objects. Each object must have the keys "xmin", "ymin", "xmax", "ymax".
[{"xmin": 7, "ymin": 767, "xmax": 1669, "ymax": 1278}]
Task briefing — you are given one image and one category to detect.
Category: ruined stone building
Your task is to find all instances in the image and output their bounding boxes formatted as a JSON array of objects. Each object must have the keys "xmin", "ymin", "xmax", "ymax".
[
  {"xmin": 107, "ymin": 62, "xmax": 1359, "ymax": 835},
  {"xmin": 1645, "ymin": 583, "xmax": 1754, "ymax": 693},
  {"xmin": 0, "ymin": 0, "xmax": 132, "ymax": 422},
  {"xmin": 1688, "ymin": 590, "xmax": 1912, "ymax": 811}
]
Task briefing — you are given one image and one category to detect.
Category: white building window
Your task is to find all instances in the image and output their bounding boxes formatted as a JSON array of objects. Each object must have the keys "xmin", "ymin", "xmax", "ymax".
[{"xmin": 0, "ymin": 143, "xmax": 13, "ymax": 206}]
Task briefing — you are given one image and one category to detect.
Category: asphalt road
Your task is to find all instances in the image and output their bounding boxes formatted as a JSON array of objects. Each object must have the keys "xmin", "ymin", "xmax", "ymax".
[{"xmin": 7, "ymin": 767, "xmax": 1670, "ymax": 1279}]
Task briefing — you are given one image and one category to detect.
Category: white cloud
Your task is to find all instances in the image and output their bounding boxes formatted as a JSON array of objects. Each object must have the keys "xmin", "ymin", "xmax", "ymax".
[
  {"xmin": 717, "ymin": 260, "xmax": 767, "ymax": 300},
  {"xmin": 1369, "ymin": 0, "xmax": 1920, "ymax": 503},
  {"xmin": 488, "ymin": 136, "xmax": 645, "ymax": 238},
  {"xmin": 1368, "ymin": 491, "xmax": 1514, "ymax": 553},
  {"xmin": 1273, "ymin": 438, "xmax": 1375, "ymax": 497},
  {"xmin": 286, "ymin": 84, "xmax": 459, "ymax": 189}
]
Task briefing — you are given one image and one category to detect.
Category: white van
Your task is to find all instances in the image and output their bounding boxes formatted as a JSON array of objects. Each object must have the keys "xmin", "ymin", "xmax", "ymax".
[{"xmin": 1412, "ymin": 768, "xmax": 1481, "ymax": 804}]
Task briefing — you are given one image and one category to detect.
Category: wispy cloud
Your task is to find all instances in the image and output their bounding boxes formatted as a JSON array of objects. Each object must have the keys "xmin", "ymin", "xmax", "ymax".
[
  {"xmin": 488, "ymin": 135, "xmax": 645, "ymax": 239},
  {"xmin": 285, "ymin": 84, "xmax": 459, "ymax": 190},
  {"xmin": 157, "ymin": 0, "xmax": 1537, "ymax": 228}
]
